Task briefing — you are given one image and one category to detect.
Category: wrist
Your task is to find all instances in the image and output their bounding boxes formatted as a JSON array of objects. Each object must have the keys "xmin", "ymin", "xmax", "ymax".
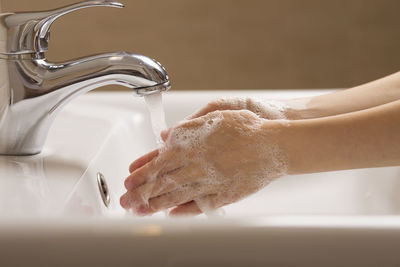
[
  {"xmin": 274, "ymin": 110, "xmax": 386, "ymax": 176},
  {"xmin": 262, "ymin": 118, "xmax": 325, "ymax": 176},
  {"xmin": 259, "ymin": 119, "xmax": 292, "ymax": 177},
  {"xmin": 282, "ymin": 98, "xmax": 322, "ymax": 120}
]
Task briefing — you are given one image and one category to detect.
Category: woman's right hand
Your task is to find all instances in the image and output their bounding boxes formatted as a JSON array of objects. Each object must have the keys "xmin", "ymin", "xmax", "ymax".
[
  {"xmin": 121, "ymin": 110, "xmax": 288, "ymax": 216},
  {"xmin": 187, "ymin": 97, "xmax": 290, "ymax": 120},
  {"xmin": 187, "ymin": 97, "xmax": 312, "ymax": 121}
]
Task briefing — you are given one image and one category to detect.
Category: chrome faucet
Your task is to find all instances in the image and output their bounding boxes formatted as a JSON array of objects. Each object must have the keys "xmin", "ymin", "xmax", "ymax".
[{"xmin": 0, "ymin": 1, "xmax": 170, "ymax": 156}]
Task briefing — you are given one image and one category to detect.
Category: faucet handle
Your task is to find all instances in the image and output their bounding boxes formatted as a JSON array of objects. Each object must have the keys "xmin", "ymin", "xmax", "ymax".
[{"xmin": 0, "ymin": 1, "xmax": 124, "ymax": 55}]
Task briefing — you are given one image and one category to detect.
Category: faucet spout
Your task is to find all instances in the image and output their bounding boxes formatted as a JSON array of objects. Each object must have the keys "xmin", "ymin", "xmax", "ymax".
[
  {"xmin": 0, "ymin": 52, "xmax": 170, "ymax": 155},
  {"xmin": 33, "ymin": 52, "xmax": 170, "ymax": 110}
]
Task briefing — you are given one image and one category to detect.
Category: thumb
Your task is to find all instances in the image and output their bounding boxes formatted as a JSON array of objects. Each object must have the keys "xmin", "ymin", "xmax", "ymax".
[{"xmin": 161, "ymin": 128, "xmax": 171, "ymax": 142}]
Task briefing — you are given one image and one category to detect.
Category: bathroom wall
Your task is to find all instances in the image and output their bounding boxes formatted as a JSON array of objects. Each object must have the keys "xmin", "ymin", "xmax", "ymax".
[{"xmin": 2, "ymin": 0, "xmax": 399, "ymax": 90}]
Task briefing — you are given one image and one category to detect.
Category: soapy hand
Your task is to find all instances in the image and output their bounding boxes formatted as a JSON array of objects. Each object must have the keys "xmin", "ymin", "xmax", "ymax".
[
  {"xmin": 120, "ymin": 110, "xmax": 288, "ymax": 216},
  {"xmin": 187, "ymin": 97, "xmax": 289, "ymax": 120}
]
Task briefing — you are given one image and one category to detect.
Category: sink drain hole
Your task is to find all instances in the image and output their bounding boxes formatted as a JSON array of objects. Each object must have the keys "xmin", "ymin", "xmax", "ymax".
[{"xmin": 97, "ymin": 172, "xmax": 110, "ymax": 208}]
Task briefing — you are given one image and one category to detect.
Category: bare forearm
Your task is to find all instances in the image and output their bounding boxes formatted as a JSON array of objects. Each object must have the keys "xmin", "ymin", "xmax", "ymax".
[
  {"xmin": 279, "ymin": 99, "xmax": 400, "ymax": 174},
  {"xmin": 284, "ymin": 71, "xmax": 400, "ymax": 119}
]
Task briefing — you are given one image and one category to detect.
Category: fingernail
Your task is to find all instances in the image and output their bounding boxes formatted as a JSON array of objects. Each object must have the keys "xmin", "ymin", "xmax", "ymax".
[
  {"xmin": 120, "ymin": 195, "xmax": 131, "ymax": 208},
  {"xmin": 125, "ymin": 179, "xmax": 136, "ymax": 190}
]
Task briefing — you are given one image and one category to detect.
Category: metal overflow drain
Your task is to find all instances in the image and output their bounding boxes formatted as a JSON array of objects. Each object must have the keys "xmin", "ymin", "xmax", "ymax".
[{"xmin": 97, "ymin": 172, "xmax": 110, "ymax": 208}]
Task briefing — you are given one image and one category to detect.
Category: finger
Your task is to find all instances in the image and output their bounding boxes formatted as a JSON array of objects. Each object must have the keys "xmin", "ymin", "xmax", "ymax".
[
  {"xmin": 146, "ymin": 166, "xmax": 184, "ymax": 197},
  {"xmin": 124, "ymin": 159, "xmax": 160, "ymax": 190},
  {"xmin": 186, "ymin": 107, "xmax": 215, "ymax": 120},
  {"xmin": 120, "ymin": 181, "xmax": 157, "ymax": 210},
  {"xmin": 123, "ymin": 163, "xmax": 187, "ymax": 210},
  {"xmin": 169, "ymin": 201, "xmax": 202, "ymax": 216},
  {"xmin": 186, "ymin": 101, "xmax": 221, "ymax": 120},
  {"xmin": 168, "ymin": 111, "xmax": 222, "ymax": 139},
  {"xmin": 194, "ymin": 194, "xmax": 221, "ymax": 212},
  {"xmin": 161, "ymin": 128, "xmax": 170, "ymax": 142},
  {"xmin": 194, "ymin": 192, "xmax": 237, "ymax": 214},
  {"xmin": 121, "ymin": 179, "xmax": 158, "ymax": 210},
  {"xmin": 124, "ymin": 158, "xmax": 198, "ymax": 209},
  {"xmin": 120, "ymin": 192, "xmax": 132, "ymax": 209},
  {"xmin": 169, "ymin": 193, "xmax": 227, "ymax": 216},
  {"xmin": 137, "ymin": 183, "xmax": 206, "ymax": 215},
  {"xmin": 123, "ymin": 164, "xmax": 185, "ymax": 209},
  {"xmin": 125, "ymin": 146, "xmax": 179, "ymax": 191},
  {"xmin": 129, "ymin": 149, "xmax": 159, "ymax": 173},
  {"xmin": 148, "ymin": 164, "xmax": 206, "ymax": 198},
  {"xmin": 170, "ymin": 111, "xmax": 222, "ymax": 136},
  {"xmin": 187, "ymin": 98, "xmax": 245, "ymax": 120}
]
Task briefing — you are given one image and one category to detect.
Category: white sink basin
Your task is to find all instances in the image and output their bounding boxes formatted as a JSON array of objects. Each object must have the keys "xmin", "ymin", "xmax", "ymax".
[{"xmin": 1, "ymin": 90, "xmax": 400, "ymax": 267}]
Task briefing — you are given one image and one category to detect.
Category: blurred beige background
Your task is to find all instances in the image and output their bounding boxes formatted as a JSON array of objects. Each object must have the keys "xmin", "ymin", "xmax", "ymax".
[{"xmin": 2, "ymin": 0, "xmax": 400, "ymax": 90}]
